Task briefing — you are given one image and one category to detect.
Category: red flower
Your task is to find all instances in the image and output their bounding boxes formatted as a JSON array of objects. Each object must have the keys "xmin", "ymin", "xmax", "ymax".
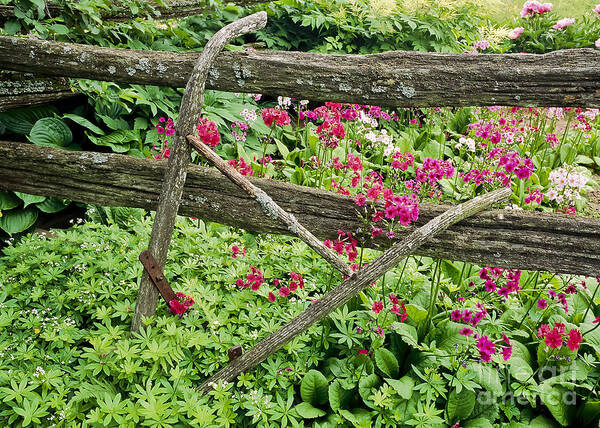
[
  {"xmin": 268, "ymin": 292, "xmax": 276, "ymax": 302},
  {"xmin": 544, "ymin": 328, "xmax": 563, "ymax": 349},
  {"xmin": 372, "ymin": 301, "xmax": 383, "ymax": 314},
  {"xmin": 261, "ymin": 108, "xmax": 291, "ymax": 127},
  {"xmin": 459, "ymin": 328, "xmax": 473, "ymax": 336},
  {"xmin": 567, "ymin": 329, "xmax": 582, "ymax": 351},
  {"xmin": 197, "ymin": 117, "xmax": 220, "ymax": 148},
  {"xmin": 358, "ymin": 349, "xmax": 369, "ymax": 355},
  {"xmin": 279, "ymin": 286, "xmax": 290, "ymax": 298}
]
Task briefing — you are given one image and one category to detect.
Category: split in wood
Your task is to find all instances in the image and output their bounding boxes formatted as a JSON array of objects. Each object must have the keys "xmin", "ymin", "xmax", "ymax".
[
  {"xmin": 187, "ymin": 134, "xmax": 354, "ymax": 277},
  {"xmin": 197, "ymin": 187, "xmax": 512, "ymax": 392}
]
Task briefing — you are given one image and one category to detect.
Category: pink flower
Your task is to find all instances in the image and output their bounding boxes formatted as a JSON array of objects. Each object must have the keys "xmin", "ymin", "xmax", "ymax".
[
  {"xmin": 359, "ymin": 349, "xmax": 369, "ymax": 355},
  {"xmin": 520, "ymin": 1, "xmax": 553, "ymax": 18},
  {"xmin": 476, "ymin": 336, "xmax": 496, "ymax": 362},
  {"xmin": 595, "ymin": 39, "xmax": 600, "ymax": 49},
  {"xmin": 372, "ymin": 301, "xmax": 384, "ymax": 314},
  {"xmin": 502, "ymin": 345, "xmax": 513, "ymax": 361},
  {"xmin": 197, "ymin": 118, "xmax": 220, "ymax": 148},
  {"xmin": 509, "ymin": 27, "xmax": 524, "ymax": 40},
  {"xmin": 594, "ymin": 4, "xmax": 600, "ymax": 17},
  {"xmin": 553, "ymin": 18, "xmax": 575, "ymax": 30},
  {"xmin": 261, "ymin": 108, "xmax": 291, "ymax": 127},
  {"xmin": 268, "ymin": 292, "xmax": 276, "ymax": 302},
  {"xmin": 459, "ymin": 328, "xmax": 473, "ymax": 336},
  {"xmin": 279, "ymin": 286, "xmax": 290, "ymax": 298},
  {"xmin": 537, "ymin": 299, "xmax": 547, "ymax": 309},
  {"xmin": 354, "ymin": 193, "xmax": 366, "ymax": 207}
]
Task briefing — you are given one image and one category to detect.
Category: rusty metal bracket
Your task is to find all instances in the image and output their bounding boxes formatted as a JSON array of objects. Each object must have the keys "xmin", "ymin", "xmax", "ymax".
[
  {"xmin": 139, "ymin": 250, "xmax": 176, "ymax": 305},
  {"xmin": 228, "ymin": 345, "xmax": 243, "ymax": 362}
]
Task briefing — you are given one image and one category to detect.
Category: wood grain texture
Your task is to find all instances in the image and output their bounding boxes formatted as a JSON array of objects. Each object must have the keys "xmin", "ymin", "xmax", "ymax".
[
  {"xmin": 1, "ymin": 36, "xmax": 598, "ymax": 107},
  {"xmin": 1, "ymin": 141, "xmax": 599, "ymax": 278},
  {"xmin": 197, "ymin": 188, "xmax": 512, "ymax": 391},
  {"xmin": 130, "ymin": 11, "xmax": 268, "ymax": 332},
  {"xmin": 0, "ymin": 72, "xmax": 77, "ymax": 111}
]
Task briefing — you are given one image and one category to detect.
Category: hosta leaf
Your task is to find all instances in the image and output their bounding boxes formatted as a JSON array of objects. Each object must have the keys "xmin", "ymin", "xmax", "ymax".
[
  {"xmin": 392, "ymin": 322, "xmax": 419, "ymax": 347},
  {"xmin": 28, "ymin": 118, "xmax": 73, "ymax": 147},
  {"xmin": 0, "ymin": 207, "xmax": 38, "ymax": 234},
  {"xmin": 386, "ymin": 376, "xmax": 414, "ymax": 400},
  {"xmin": 301, "ymin": 370, "xmax": 328, "ymax": 406},
  {"xmin": 0, "ymin": 105, "xmax": 57, "ymax": 134},
  {"xmin": 36, "ymin": 197, "xmax": 68, "ymax": 213},
  {"xmin": 0, "ymin": 191, "xmax": 20, "ymax": 210},
  {"xmin": 86, "ymin": 130, "xmax": 138, "ymax": 153},
  {"xmin": 447, "ymin": 388, "xmax": 475, "ymax": 423},
  {"xmin": 294, "ymin": 402, "xmax": 326, "ymax": 419},
  {"xmin": 63, "ymin": 113, "xmax": 105, "ymax": 135},
  {"xmin": 375, "ymin": 348, "xmax": 399, "ymax": 378},
  {"xmin": 509, "ymin": 357, "xmax": 533, "ymax": 383},
  {"xmin": 14, "ymin": 192, "xmax": 46, "ymax": 207}
]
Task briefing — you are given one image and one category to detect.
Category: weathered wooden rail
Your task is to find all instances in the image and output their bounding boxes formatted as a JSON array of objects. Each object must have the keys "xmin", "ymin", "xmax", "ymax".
[
  {"xmin": 0, "ymin": 36, "xmax": 598, "ymax": 107},
  {"xmin": 1, "ymin": 141, "xmax": 598, "ymax": 278},
  {"xmin": 0, "ymin": 71, "xmax": 79, "ymax": 111}
]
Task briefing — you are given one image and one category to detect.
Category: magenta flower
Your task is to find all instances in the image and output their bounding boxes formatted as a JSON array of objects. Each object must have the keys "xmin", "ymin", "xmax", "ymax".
[
  {"xmin": 459, "ymin": 328, "xmax": 473, "ymax": 336},
  {"xmin": 372, "ymin": 301, "xmax": 384, "ymax": 314},
  {"xmin": 537, "ymin": 299, "xmax": 547, "ymax": 309}
]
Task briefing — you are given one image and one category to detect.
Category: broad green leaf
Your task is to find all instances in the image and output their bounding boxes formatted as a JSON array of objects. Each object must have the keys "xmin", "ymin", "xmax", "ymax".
[
  {"xmin": 97, "ymin": 114, "xmax": 130, "ymax": 131},
  {"xmin": 0, "ymin": 191, "xmax": 20, "ymax": 210},
  {"xmin": 539, "ymin": 383, "xmax": 574, "ymax": 426},
  {"xmin": 358, "ymin": 373, "xmax": 381, "ymax": 406},
  {"xmin": 87, "ymin": 130, "xmax": 138, "ymax": 153},
  {"xmin": 50, "ymin": 24, "xmax": 69, "ymax": 34},
  {"xmin": 375, "ymin": 348, "xmax": 399, "ymax": 378},
  {"xmin": 28, "ymin": 118, "xmax": 73, "ymax": 147},
  {"xmin": 301, "ymin": 370, "xmax": 328, "ymax": 406},
  {"xmin": 392, "ymin": 322, "xmax": 419, "ymax": 347},
  {"xmin": 0, "ymin": 207, "xmax": 38, "ymax": 234},
  {"xmin": 4, "ymin": 19, "xmax": 21, "ymax": 35},
  {"xmin": 0, "ymin": 105, "xmax": 58, "ymax": 134},
  {"xmin": 463, "ymin": 418, "xmax": 494, "ymax": 428},
  {"xmin": 447, "ymin": 388, "xmax": 475, "ymax": 423},
  {"xmin": 274, "ymin": 138, "xmax": 290, "ymax": 159},
  {"xmin": 14, "ymin": 192, "xmax": 46, "ymax": 208},
  {"xmin": 470, "ymin": 362, "xmax": 502, "ymax": 396},
  {"xmin": 294, "ymin": 402, "xmax": 326, "ymax": 419},
  {"xmin": 386, "ymin": 375, "xmax": 414, "ymax": 400},
  {"xmin": 509, "ymin": 357, "xmax": 533, "ymax": 383},
  {"xmin": 36, "ymin": 197, "xmax": 68, "ymax": 214},
  {"xmin": 63, "ymin": 113, "xmax": 105, "ymax": 135},
  {"xmin": 329, "ymin": 380, "xmax": 353, "ymax": 412},
  {"xmin": 405, "ymin": 303, "xmax": 428, "ymax": 323}
]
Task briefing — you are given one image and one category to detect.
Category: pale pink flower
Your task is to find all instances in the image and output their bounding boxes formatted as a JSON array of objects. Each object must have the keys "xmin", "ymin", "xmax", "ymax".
[
  {"xmin": 596, "ymin": 38, "xmax": 600, "ymax": 48},
  {"xmin": 553, "ymin": 18, "xmax": 575, "ymax": 29},
  {"xmin": 509, "ymin": 27, "xmax": 524, "ymax": 40},
  {"xmin": 594, "ymin": 4, "xmax": 600, "ymax": 17}
]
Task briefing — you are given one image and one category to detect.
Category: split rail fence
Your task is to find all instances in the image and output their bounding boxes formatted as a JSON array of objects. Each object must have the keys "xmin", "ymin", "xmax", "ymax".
[{"xmin": 1, "ymin": 11, "xmax": 600, "ymax": 392}]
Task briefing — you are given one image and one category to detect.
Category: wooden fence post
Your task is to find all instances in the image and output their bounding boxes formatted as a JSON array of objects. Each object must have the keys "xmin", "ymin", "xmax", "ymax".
[
  {"xmin": 130, "ymin": 12, "xmax": 267, "ymax": 332},
  {"xmin": 198, "ymin": 187, "xmax": 511, "ymax": 391}
]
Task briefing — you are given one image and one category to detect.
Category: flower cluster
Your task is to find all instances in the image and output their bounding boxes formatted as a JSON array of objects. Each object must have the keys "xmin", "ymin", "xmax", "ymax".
[
  {"xmin": 169, "ymin": 292, "xmax": 194, "ymax": 316},
  {"xmin": 269, "ymin": 272, "xmax": 305, "ymax": 301},
  {"xmin": 479, "ymin": 267, "xmax": 522, "ymax": 298},
  {"xmin": 261, "ymin": 108, "xmax": 291, "ymax": 127},
  {"xmin": 520, "ymin": 1, "xmax": 553, "ymax": 18},
  {"xmin": 371, "ymin": 293, "xmax": 408, "ymax": 321},
  {"xmin": 509, "ymin": 27, "xmax": 524, "ymax": 40},
  {"xmin": 390, "ymin": 151, "xmax": 414, "ymax": 170},
  {"xmin": 537, "ymin": 323, "xmax": 582, "ymax": 351},
  {"xmin": 546, "ymin": 166, "xmax": 588, "ymax": 207},
  {"xmin": 231, "ymin": 121, "xmax": 249, "ymax": 142},
  {"xmin": 452, "ymin": 304, "xmax": 487, "ymax": 327},
  {"xmin": 325, "ymin": 230, "xmax": 358, "ymax": 267},
  {"xmin": 235, "ymin": 266, "xmax": 264, "ymax": 291},
  {"xmin": 553, "ymin": 18, "xmax": 575, "ymax": 30},
  {"xmin": 524, "ymin": 188, "xmax": 543, "ymax": 205},
  {"xmin": 231, "ymin": 245, "xmax": 246, "ymax": 259},
  {"xmin": 197, "ymin": 117, "xmax": 220, "ymax": 148},
  {"xmin": 475, "ymin": 333, "xmax": 512, "ymax": 362},
  {"xmin": 228, "ymin": 157, "xmax": 253, "ymax": 176},
  {"xmin": 156, "ymin": 116, "xmax": 175, "ymax": 136}
]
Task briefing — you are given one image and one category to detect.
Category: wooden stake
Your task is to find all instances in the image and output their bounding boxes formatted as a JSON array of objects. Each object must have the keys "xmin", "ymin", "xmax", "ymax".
[
  {"xmin": 130, "ymin": 12, "xmax": 267, "ymax": 332},
  {"xmin": 197, "ymin": 187, "xmax": 511, "ymax": 392}
]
